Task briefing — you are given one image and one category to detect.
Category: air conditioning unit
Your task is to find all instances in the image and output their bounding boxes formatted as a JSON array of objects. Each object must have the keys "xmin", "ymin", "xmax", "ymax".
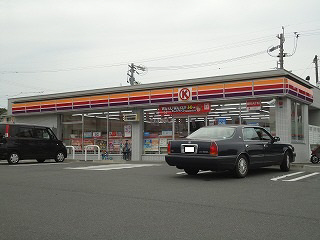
[{"xmin": 123, "ymin": 114, "xmax": 139, "ymax": 121}]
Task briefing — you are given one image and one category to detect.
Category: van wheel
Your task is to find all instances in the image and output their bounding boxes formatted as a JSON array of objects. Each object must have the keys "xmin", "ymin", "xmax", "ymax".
[
  {"xmin": 36, "ymin": 159, "xmax": 45, "ymax": 163},
  {"xmin": 233, "ymin": 155, "xmax": 248, "ymax": 178},
  {"xmin": 7, "ymin": 152, "xmax": 20, "ymax": 164},
  {"xmin": 55, "ymin": 152, "xmax": 65, "ymax": 162}
]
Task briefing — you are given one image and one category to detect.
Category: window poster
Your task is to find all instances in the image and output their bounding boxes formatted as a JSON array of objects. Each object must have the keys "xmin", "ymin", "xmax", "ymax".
[{"xmin": 124, "ymin": 125, "xmax": 132, "ymax": 138}]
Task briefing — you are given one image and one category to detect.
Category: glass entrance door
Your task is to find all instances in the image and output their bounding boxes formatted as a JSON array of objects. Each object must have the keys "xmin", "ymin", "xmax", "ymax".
[
  {"xmin": 189, "ymin": 116, "xmax": 207, "ymax": 135},
  {"xmin": 173, "ymin": 116, "xmax": 207, "ymax": 139}
]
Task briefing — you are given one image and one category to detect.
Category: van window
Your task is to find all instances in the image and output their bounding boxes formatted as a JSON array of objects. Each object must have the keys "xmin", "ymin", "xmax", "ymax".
[
  {"xmin": 0, "ymin": 125, "xmax": 5, "ymax": 138},
  {"xmin": 16, "ymin": 127, "xmax": 33, "ymax": 138},
  {"xmin": 33, "ymin": 128, "xmax": 51, "ymax": 140}
]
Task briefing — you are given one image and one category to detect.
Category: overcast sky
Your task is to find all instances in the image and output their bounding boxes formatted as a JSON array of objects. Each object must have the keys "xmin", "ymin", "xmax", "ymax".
[{"xmin": 1, "ymin": 0, "xmax": 319, "ymax": 108}]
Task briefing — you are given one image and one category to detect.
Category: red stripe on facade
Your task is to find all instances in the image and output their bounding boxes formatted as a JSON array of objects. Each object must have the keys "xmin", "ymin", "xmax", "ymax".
[
  {"xmin": 41, "ymin": 104, "xmax": 56, "ymax": 109},
  {"xmin": 198, "ymin": 89, "xmax": 223, "ymax": 95},
  {"xmin": 254, "ymin": 84, "xmax": 284, "ymax": 91},
  {"xmin": 12, "ymin": 107, "xmax": 26, "ymax": 111},
  {"xmin": 129, "ymin": 96, "xmax": 149, "ymax": 101},
  {"xmin": 109, "ymin": 97, "xmax": 128, "ymax": 103},
  {"xmin": 150, "ymin": 93, "xmax": 172, "ymax": 99},
  {"xmin": 56, "ymin": 103, "xmax": 72, "ymax": 107},
  {"xmin": 289, "ymin": 85, "xmax": 298, "ymax": 91},
  {"xmin": 224, "ymin": 86, "xmax": 252, "ymax": 93},
  {"xmin": 26, "ymin": 106, "xmax": 40, "ymax": 110},
  {"xmin": 73, "ymin": 101, "xmax": 90, "ymax": 106},
  {"xmin": 91, "ymin": 99, "xmax": 109, "ymax": 104}
]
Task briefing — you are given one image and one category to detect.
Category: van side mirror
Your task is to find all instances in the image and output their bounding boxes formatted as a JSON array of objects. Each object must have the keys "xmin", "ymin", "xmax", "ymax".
[{"xmin": 273, "ymin": 136, "xmax": 280, "ymax": 142}]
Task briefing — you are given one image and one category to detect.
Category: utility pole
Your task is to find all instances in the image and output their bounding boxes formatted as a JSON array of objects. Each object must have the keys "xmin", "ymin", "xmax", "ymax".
[
  {"xmin": 127, "ymin": 63, "xmax": 146, "ymax": 86},
  {"xmin": 127, "ymin": 63, "xmax": 136, "ymax": 86},
  {"xmin": 313, "ymin": 55, "xmax": 319, "ymax": 85},
  {"xmin": 277, "ymin": 26, "xmax": 285, "ymax": 69}
]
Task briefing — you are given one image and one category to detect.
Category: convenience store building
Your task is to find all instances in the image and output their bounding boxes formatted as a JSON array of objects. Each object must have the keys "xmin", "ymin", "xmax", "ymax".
[{"xmin": 7, "ymin": 69, "xmax": 320, "ymax": 163}]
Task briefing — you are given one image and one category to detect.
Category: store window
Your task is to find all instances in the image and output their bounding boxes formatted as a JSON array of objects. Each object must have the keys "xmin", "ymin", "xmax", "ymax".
[
  {"xmin": 108, "ymin": 111, "xmax": 132, "ymax": 154},
  {"xmin": 144, "ymin": 109, "xmax": 172, "ymax": 154},
  {"xmin": 62, "ymin": 111, "xmax": 132, "ymax": 154},
  {"xmin": 207, "ymin": 100, "xmax": 275, "ymax": 135},
  {"xmin": 62, "ymin": 114, "xmax": 83, "ymax": 152},
  {"xmin": 291, "ymin": 101, "xmax": 304, "ymax": 142}
]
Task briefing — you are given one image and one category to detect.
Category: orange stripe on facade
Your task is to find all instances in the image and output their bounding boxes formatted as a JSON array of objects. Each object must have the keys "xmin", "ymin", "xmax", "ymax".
[
  {"xmin": 197, "ymin": 84, "xmax": 224, "ymax": 91},
  {"xmin": 253, "ymin": 78, "xmax": 284, "ymax": 86},
  {"xmin": 73, "ymin": 97, "xmax": 90, "ymax": 102},
  {"xmin": 129, "ymin": 91, "xmax": 150, "ymax": 97},
  {"xmin": 225, "ymin": 81, "xmax": 252, "ymax": 88},
  {"xmin": 109, "ymin": 93, "xmax": 129, "ymax": 99},
  {"xmin": 91, "ymin": 95, "xmax": 109, "ymax": 100},
  {"xmin": 151, "ymin": 89, "xmax": 172, "ymax": 95},
  {"xmin": 12, "ymin": 103, "xmax": 27, "ymax": 108},
  {"xmin": 40, "ymin": 100, "xmax": 57, "ymax": 105},
  {"xmin": 56, "ymin": 99, "xmax": 73, "ymax": 104},
  {"xmin": 24, "ymin": 101, "xmax": 43, "ymax": 107}
]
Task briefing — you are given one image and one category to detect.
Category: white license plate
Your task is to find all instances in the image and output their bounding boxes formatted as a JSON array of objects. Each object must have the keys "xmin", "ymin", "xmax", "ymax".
[{"xmin": 184, "ymin": 146, "xmax": 195, "ymax": 153}]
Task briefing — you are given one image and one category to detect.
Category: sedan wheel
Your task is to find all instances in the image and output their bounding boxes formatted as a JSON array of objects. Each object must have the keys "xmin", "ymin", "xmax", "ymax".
[
  {"xmin": 7, "ymin": 152, "xmax": 20, "ymax": 164},
  {"xmin": 184, "ymin": 168, "xmax": 199, "ymax": 175},
  {"xmin": 310, "ymin": 155, "xmax": 320, "ymax": 164},
  {"xmin": 234, "ymin": 155, "xmax": 248, "ymax": 178},
  {"xmin": 280, "ymin": 151, "xmax": 291, "ymax": 172},
  {"xmin": 55, "ymin": 152, "xmax": 65, "ymax": 162}
]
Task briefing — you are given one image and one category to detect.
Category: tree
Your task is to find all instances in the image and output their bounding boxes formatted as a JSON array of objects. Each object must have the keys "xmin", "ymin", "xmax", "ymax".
[{"xmin": 0, "ymin": 108, "xmax": 7, "ymax": 115}]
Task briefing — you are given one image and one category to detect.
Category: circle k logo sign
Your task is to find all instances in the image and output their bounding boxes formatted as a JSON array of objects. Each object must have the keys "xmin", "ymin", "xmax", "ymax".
[{"xmin": 178, "ymin": 87, "xmax": 192, "ymax": 101}]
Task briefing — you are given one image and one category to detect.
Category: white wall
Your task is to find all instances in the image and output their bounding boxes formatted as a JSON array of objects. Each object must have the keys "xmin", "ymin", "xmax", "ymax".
[{"xmin": 14, "ymin": 114, "xmax": 59, "ymax": 136}]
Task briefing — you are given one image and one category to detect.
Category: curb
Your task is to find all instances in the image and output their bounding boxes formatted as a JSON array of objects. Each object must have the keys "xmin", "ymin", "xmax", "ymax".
[{"xmin": 291, "ymin": 163, "xmax": 320, "ymax": 173}]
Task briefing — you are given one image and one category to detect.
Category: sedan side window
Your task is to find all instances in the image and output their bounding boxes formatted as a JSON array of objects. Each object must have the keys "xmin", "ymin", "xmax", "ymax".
[
  {"xmin": 243, "ymin": 128, "xmax": 260, "ymax": 141},
  {"xmin": 256, "ymin": 128, "xmax": 272, "ymax": 141}
]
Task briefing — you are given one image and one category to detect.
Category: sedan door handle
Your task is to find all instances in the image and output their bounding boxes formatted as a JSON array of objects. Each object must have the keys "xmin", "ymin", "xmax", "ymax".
[{"xmin": 245, "ymin": 144, "xmax": 249, "ymax": 148}]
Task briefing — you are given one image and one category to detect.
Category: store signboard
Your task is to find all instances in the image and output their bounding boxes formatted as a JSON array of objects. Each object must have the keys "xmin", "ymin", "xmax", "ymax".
[
  {"xmin": 159, "ymin": 102, "xmax": 210, "ymax": 115},
  {"xmin": 84, "ymin": 132, "xmax": 92, "ymax": 138},
  {"xmin": 246, "ymin": 99, "xmax": 261, "ymax": 111},
  {"xmin": 218, "ymin": 118, "xmax": 226, "ymax": 125},
  {"xmin": 178, "ymin": 87, "xmax": 192, "ymax": 101},
  {"xmin": 92, "ymin": 132, "xmax": 101, "ymax": 138}
]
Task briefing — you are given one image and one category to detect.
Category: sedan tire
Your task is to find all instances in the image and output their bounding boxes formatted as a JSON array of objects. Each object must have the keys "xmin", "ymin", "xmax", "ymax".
[
  {"xmin": 310, "ymin": 155, "xmax": 320, "ymax": 164},
  {"xmin": 233, "ymin": 155, "xmax": 248, "ymax": 178},
  {"xmin": 184, "ymin": 168, "xmax": 199, "ymax": 175},
  {"xmin": 7, "ymin": 152, "xmax": 20, "ymax": 165},
  {"xmin": 55, "ymin": 151, "xmax": 65, "ymax": 163},
  {"xmin": 280, "ymin": 151, "xmax": 291, "ymax": 172}
]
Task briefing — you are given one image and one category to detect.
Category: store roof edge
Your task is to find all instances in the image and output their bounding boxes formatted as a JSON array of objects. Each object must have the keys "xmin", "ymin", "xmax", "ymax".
[{"xmin": 8, "ymin": 69, "xmax": 313, "ymax": 104}]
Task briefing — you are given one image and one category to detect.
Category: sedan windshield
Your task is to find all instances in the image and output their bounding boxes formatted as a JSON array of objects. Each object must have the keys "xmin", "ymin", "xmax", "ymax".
[{"xmin": 187, "ymin": 127, "xmax": 235, "ymax": 140}]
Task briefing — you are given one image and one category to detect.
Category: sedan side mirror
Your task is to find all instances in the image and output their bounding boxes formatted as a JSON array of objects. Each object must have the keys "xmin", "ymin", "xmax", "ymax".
[{"xmin": 273, "ymin": 136, "xmax": 280, "ymax": 142}]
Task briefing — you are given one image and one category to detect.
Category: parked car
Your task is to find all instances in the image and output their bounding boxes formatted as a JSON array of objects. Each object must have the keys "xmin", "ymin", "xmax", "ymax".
[
  {"xmin": 0, "ymin": 123, "xmax": 67, "ymax": 164},
  {"xmin": 165, "ymin": 125, "xmax": 295, "ymax": 178}
]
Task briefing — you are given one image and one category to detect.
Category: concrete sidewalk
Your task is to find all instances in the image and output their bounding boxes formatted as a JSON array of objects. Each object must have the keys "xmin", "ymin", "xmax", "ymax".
[{"xmin": 291, "ymin": 163, "xmax": 320, "ymax": 173}]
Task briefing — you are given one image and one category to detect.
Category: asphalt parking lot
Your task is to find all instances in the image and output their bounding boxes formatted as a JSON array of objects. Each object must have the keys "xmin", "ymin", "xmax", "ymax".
[{"xmin": 1, "ymin": 160, "xmax": 319, "ymax": 240}]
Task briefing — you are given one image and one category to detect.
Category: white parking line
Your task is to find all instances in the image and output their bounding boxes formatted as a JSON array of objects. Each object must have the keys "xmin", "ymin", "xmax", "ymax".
[
  {"xmin": 65, "ymin": 164, "xmax": 162, "ymax": 171},
  {"xmin": 282, "ymin": 172, "xmax": 320, "ymax": 182},
  {"xmin": 176, "ymin": 170, "xmax": 212, "ymax": 175},
  {"xmin": 9, "ymin": 162, "xmax": 70, "ymax": 166},
  {"xmin": 270, "ymin": 172, "xmax": 304, "ymax": 181}
]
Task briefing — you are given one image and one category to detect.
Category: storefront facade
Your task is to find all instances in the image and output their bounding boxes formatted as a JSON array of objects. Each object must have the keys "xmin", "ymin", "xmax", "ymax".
[{"xmin": 7, "ymin": 69, "xmax": 320, "ymax": 163}]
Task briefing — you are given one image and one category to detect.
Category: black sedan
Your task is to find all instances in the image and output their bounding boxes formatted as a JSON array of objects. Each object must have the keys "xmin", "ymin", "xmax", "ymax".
[{"xmin": 165, "ymin": 125, "xmax": 295, "ymax": 178}]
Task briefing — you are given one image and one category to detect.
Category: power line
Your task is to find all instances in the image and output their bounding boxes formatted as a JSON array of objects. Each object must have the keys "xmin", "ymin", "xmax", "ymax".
[
  {"xmin": 0, "ymin": 35, "xmax": 275, "ymax": 75},
  {"xmin": 146, "ymin": 51, "xmax": 266, "ymax": 71}
]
